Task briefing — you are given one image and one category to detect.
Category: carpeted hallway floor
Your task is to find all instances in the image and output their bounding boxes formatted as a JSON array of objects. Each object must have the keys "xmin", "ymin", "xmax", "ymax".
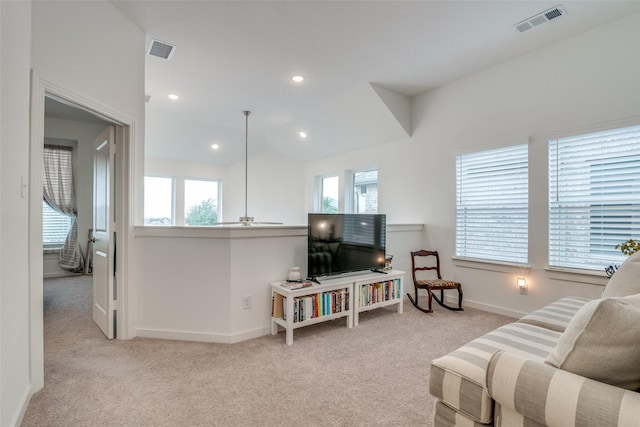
[{"xmin": 22, "ymin": 275, "xmax": 512, "ymax": 426}]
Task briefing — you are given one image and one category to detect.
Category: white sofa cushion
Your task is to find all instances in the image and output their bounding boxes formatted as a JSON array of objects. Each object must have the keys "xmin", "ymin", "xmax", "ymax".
[
  {"xmin": 517, "ymin": 296, "xmax": 591, "ymax": 332},
  {"xmin": 545, "ymin": 295, "xmax": 640, "ymax": 391},
  {"xmin": 602, "ymin": 251, "xmax": 640, "ymax": 297}
]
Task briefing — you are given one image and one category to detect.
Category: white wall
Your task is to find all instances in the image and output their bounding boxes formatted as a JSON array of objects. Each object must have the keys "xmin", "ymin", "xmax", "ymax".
[
  {"xmin": 304, "ymin": 138, "xmax": 422, "ymax": 224},
  {"xmin": 31, "ymin": 0, "xmax": 145, "ymax": 224},
  {"xmin": 28, "ymin": 0, "xmax": 145, "ymax": 402},
  {"xmin": 133, "ymin": 226, "xmax": 308, "ymax": 343},
  {"xmin": 43, "ymin": 118, "xmax": 109, "ymax": 277},
  {"xmin": 226, "ymin": 148, "xmax": 306, "ymax": 225},
  {"xmin": 0, "ymin": 1, "xmax": 32, "ymax": 425},
  {"xmin": 304, "ymin": 12, "xmax": 640, "ymax": 318},
  {"xmin": 147, "ymin": 148, "xmax": 305, "ymax": 226}
]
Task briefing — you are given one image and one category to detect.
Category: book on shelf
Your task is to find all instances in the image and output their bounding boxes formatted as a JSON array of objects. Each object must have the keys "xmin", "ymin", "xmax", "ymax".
[
  {"xmin": 285, "ymin": 288, "xmax": 350, "ymax": 323},
  {"xmin": 358, "ymin": 279, "xmax": 400, "ymax": 307},
  {"xmin": 275, "ymin": 280, "xmax": 314, "ymax": 290}
]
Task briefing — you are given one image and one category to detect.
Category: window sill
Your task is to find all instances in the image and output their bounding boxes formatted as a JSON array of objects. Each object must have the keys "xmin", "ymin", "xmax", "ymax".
[
  {"xmin": 43, "ymin": 247, "xmax": 61, "ymax": 255},
  {"xmin": 452, "ymin": 258, "xmax": 609, "ymax": 287},
  {"xmin": 452, "ymin": 256, "xmax": 530, "ymax": 274},
  {"xmin": 545, "ymin": 266, "xmax": 608, "ymax": 286}
]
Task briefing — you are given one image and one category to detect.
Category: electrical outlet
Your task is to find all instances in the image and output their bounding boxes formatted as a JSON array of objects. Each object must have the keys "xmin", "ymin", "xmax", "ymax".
[{"xmin": 242, "ymin": 295, "xmax": 252, "ymax": 309}]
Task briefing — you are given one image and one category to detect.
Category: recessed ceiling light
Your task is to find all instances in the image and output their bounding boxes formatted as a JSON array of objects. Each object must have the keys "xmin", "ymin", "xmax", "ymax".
[
  {"xmin": 211, "ymin": 143, "xmax": 220, "ymax": 150},
  {"xmin": 168, "ymin": 94, "xmax": 179, "ymax": 100},
  {"xmin": 298, "ymin": 131, "xmax": 308, "ymax": 139},
  {"xmin": 292, "ymin": 75, "xmax": 304, "ymax": 83}
]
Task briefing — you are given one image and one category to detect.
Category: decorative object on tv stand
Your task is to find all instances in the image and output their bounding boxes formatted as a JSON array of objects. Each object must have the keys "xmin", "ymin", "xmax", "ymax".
[
  {"xmin": 384, "ymin": 254, "xmax": 393, "ymax": 271},
  {"xmin": 215, "ymin": 110, "xmax": 282, "ymax": 226},
  {"xmin": 288, "ymin": 267, "xmax": 301, "ymax": 281}
]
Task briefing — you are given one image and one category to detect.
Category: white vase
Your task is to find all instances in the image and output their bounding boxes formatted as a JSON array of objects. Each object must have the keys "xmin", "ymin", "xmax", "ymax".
[{"xmin": 288, "ymin": 267, "xmax": 301, "ymax": 281}]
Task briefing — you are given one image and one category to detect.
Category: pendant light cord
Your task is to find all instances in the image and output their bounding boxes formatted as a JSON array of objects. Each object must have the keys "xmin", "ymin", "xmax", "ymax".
[{"xmin": 243, "ymin": 110, "xmax": 250, "ymax": 219}]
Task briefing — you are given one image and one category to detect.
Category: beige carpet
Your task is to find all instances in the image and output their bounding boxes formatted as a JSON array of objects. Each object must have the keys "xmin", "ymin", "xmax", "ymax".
[{"xmin": 22, "ymin": 276, "xmax": 512, "ymax": 426}]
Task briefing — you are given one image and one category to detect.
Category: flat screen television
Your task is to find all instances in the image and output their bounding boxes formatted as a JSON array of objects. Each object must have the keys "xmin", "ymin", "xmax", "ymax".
[{"xmin": 307, "ymin": 213, "xmax": 386, "ymax": 280}]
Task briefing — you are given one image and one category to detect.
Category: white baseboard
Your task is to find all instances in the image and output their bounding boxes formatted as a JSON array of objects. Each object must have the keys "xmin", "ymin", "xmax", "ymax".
[
  {"xmin": 43, "ymin": 272, "xmax": 79, "ymax": 279},
  {"xmin": 136, "ymin": 298, "xmax": 523, "ymax": 345},
  {"xmin": 135, "ymin": 326, "xmax": 270, "ymax": 344},
  {"xmin": 443, "ymin": 295, "xmax": 524, "ymax": 319},
  {"xmin": 463, "ymin": 299, "xmax": 525, "ymax": 319}
]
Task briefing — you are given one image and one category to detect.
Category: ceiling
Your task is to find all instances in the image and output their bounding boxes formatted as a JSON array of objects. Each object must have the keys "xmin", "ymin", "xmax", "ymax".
[
  {"xmin": 45, "ymin": 96, "xmax": 112, "ymax": 126},
  {"xmin": 107, "ymin": 0, "xmax": 640, "ymax": 166}
]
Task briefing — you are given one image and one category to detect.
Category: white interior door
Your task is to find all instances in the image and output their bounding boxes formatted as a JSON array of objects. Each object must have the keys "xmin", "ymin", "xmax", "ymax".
[{"xmin": 93, "ymin": 126, "xmax": 115, "ymax": 339}]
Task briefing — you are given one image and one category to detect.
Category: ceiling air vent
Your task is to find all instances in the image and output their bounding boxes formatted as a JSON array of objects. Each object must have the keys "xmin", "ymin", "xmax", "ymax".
[
  {"xmin": 513, "ymin": 5, "xmax": 566, "ymax": 33},
  {"xmin": 147, "ymin": 39, "xmax": 175, "ymax": 60}
]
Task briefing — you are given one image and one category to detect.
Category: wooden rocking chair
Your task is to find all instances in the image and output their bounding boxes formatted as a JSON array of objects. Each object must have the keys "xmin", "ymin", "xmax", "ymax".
[{"xmin": 407, "ymin": 250, "xmax": 463, "ymax": 313}]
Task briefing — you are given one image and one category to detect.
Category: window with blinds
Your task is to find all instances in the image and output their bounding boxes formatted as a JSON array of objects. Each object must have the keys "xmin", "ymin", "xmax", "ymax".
[
  {"xmin": 456, "ymin": 143, "xmax": 529, "ymax": 264},
  {"xmin": 549, "ymin": 124, "xmax": 640, "ymax": 270},
  {"xmin": 43, "ymin": 201, "xmax": 72, "ymax": 247}
]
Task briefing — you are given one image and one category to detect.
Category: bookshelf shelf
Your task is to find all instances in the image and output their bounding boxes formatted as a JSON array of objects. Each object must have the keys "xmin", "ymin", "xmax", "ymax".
[
  {"xmin": 354, "ymin": 271, "xmax": 404, "ymax": 326},
  {"xmin": 270, "ymin": 270, "xmax": 404, "ymax": 345}
]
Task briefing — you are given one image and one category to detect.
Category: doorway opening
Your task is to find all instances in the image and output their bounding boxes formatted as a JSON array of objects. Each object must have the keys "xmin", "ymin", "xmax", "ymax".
[
  {"xmin": 43, "ymin": 95, "xmax": 117, "ymax": 338},
  {"xmin": 29, "ymin": 77, "xmax": 135, "ymax": 393}
]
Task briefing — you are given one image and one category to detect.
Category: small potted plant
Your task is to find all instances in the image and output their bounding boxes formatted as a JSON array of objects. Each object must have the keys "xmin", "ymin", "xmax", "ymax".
[
  {"xmin": 615, "ymin": 238, "xmax": 640, "ymax": 256},
  {"xmin": 606, "ymin": 239, "xmax": 640, "ymax": 277}
]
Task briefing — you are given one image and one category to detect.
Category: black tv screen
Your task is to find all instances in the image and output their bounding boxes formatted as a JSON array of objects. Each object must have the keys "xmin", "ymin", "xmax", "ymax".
[{"xmin": 307, "ymin": 213, "xmax": 386, "ymax": 279}]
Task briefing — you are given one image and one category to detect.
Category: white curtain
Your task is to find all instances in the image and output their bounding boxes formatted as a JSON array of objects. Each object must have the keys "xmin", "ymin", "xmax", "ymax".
[{"xmin": 43, "ymin": 144, "xmax": 84, "ymax": 271}]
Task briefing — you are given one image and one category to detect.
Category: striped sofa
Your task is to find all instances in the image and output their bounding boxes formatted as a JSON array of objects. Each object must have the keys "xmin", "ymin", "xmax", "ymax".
[{"xmin": 429, "ymin": 296, "xmax": 640, "ymax": 426}]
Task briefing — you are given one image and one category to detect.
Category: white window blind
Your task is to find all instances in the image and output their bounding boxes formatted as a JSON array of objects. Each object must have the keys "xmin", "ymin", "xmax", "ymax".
[
  {"xmin": 43, "ymin": 201, "xmax": 72, "ymax": 246},
  {"xmin": 456, "ymin": 144, "xmax": 529, "ymax": 264},
  {"xmin": 549, "ymin": 124, "xmax": 640, "ymax": 270}
]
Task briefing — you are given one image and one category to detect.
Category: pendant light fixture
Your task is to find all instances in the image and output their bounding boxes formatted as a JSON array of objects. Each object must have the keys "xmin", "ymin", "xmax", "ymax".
[{"xmin": 216, "ymin": 110, "xmax": 282, "ymax": 226}]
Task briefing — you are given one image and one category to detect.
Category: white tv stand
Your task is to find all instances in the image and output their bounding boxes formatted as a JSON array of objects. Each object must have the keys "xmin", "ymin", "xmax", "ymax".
[{"xmin": 270, "ymin": 270, "xmax": 404, "ymax": 345}]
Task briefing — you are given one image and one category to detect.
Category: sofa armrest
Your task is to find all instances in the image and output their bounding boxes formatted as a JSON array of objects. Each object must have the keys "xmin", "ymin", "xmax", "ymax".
[{"xmin": 486, "ymin": 350, "xmax": 640, "ymax": 427}]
